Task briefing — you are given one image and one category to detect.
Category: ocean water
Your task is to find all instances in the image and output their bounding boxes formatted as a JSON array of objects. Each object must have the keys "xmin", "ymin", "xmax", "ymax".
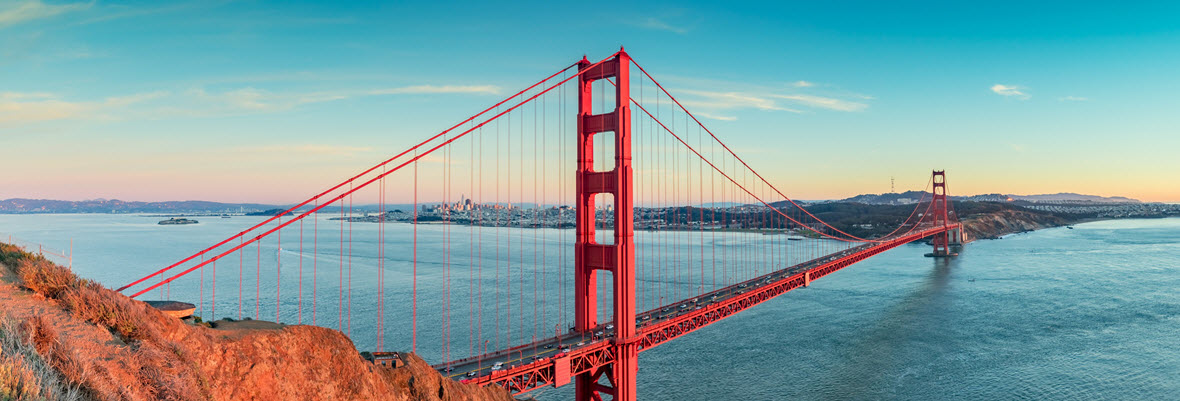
[{"xmin": 2, "ymin": 215, "xmax": 1178, "ymax": 400}]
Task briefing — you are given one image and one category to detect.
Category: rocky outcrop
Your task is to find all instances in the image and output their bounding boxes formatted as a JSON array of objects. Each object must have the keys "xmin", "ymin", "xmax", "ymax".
[{"xmin": 960, "ymin": 208, "xmax": 1070, "ymax": 241}]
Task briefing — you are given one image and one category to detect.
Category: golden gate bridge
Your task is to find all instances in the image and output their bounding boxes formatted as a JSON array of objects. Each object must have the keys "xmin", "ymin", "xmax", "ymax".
[{"xmin": 116, "ymin": 49, "xmax": 962, "ymax": 401}]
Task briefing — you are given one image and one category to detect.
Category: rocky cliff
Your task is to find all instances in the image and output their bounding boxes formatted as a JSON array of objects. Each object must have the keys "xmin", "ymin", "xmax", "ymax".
[{"xmin": 959, "ymin": 208, "xmax": 1070, "ymax": 241}]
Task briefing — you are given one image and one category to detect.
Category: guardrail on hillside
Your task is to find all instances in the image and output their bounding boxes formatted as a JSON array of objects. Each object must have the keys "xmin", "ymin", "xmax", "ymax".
[{"xmin": 2, "ymin": 233, "xmax": 72, "ymax": 270}]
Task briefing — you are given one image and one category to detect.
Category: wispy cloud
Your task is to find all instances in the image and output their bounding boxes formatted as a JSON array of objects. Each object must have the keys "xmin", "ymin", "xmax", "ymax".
[
  {"xmin": 991, "ymin": 84, "xmax": 1030, "ymax": 99},
  {"xmin": 696, "ymin": 112, "xmax": 737, "ymax": 121},
  {"xmin": 678, "ymin": 89, "xmax": 801, "ymax": 113},
  {"xmin": 1059, "ymin": 96, "xmax": 1089, "ymax": 101},
  {"xmin": 635, "ymin": 17, "xmax": 688, "ymax": 34},
  {"xmin": 670, "ymin": 83, "xmax": 872, "ymax": 120},
  {"xmin": 791, "ymin": 80, "xmax": 815, "ymax": 88},
  {"xmin": 369, "ymin": 85, "xmax": 500, "ymax": 96},
  {"xmin": 0, "ymin": 82, "xmax": 502, "ymax": 125},
  {"xmin": 0, "ymin": 90, "xmax": 162, "ymax": 125},
  {"xmin": 0, "ymin": 0, "xmax": 91, "ymax": 28},
  {"xmin": 75, "ymin": 0, "xmax": 227, "ymax": 26},
  {"xmin": 185, "ymin": 84, "xmax": 501, "ymax": 115},
  {"xmin": 185, "ymin": 87, "xmax": 347, "ymax": 113},
  {"xmin": 772, "ymin": 94, "xmax": 868, "ymax": 112}
]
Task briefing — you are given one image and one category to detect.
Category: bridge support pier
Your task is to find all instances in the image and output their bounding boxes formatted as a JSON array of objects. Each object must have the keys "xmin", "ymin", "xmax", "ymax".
[{"xmin": 574, "ymin": 49, "xmax": 637, "ymax": 401}]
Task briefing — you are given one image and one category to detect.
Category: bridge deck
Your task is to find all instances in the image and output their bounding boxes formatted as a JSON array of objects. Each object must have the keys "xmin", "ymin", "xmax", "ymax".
[{"xmin": 427, "ymin": 224, "xmax": 958, "ymax": 394}]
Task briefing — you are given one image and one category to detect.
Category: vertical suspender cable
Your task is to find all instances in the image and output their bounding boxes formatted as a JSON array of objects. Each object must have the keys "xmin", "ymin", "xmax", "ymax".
[
  {"xmin": 339, "ymin": 194, "xmax": 344, "ymax": 331},
  {"xmin": 469, "ymin": 124, "xmax": 476, "ymax": 358},
  {"xmin": 299, "ymin": 218, "xmax": 303, "ymax": 324},
  {"xmin": 239, "ymin": 236, "xmax": 243, "ymax": 319},
  {"xmin": 212, "ymin": 260, "xmax": 216, "ymax": 320},
  {"xmin": 313, "ymin": 198, "xmax": 318, "ymax": 325},
  {"xmin": 377, "ymin": 166, "xmax": 384, "ymax": 352},
  {"xmin": 348, "ymin": 190, "xmax": 353, "ymax": 337},
  {"xmin": 413, "ymin": 147, "xmax": 419, "ymax": 353},
  {"xmin": 534, "ymin": 92, "xmax": 540, "ymax": 345},
  {"xmin": 200, "ymin": 254, "xmax": 204, "ymax": 319},
  {"xmin": 495, "ymin": 110, "xmax": 501, "ymax": 351},
  {"xmin": 277, "ymin": 216, "xmax": 281, "ymax": 322},
  {"xmin": 256, "ymin": 239, "xmax": 261, "ymax": 319}
]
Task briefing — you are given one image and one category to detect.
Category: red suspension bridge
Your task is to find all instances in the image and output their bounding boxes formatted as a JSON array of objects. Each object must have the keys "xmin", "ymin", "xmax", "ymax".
[{"xmin": 117, "ymin": 49, "xmax": 962, "ymax": 401}]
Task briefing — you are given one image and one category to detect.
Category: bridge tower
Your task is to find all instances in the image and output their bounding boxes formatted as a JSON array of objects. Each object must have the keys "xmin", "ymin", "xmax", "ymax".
[
  {"xmin": 929, "ymin": 170, "xmax": 957, "ymax": 257},
  {"xmin": 574, "ymin": 49, "xmax": 637, "ymax": 401}
]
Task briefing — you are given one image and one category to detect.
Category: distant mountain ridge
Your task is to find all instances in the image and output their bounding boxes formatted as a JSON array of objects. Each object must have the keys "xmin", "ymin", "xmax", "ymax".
[
  {"xmin": 0, "ymin": 191, "xmax": 1144, "ymax": 214},
  {"xmin": 0, "ymin": 198, "xmax": 283, "ymax": 214},
  {"xmin": 840, "ymin": 191, "xmax": 1141, "ymax": 205}
]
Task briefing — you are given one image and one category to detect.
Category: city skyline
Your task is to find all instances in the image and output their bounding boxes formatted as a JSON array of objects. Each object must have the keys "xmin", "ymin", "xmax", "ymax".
[{"xmin": 3, "ymin": 1, "xmax": 1179, "ymax": 203}]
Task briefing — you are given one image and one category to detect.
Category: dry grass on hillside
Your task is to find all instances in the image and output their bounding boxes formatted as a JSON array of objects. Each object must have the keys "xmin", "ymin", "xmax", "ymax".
[
  {"xmin": 1, "ymin": 244, "xmax": 205, "ymax": 400},
  {"xmin": 0, "ymin": 315, "xmax": 89, "ymax": 401},
  {"xmin": 13, "ymin": 252, "xmax": 155, "ymax": 342}
]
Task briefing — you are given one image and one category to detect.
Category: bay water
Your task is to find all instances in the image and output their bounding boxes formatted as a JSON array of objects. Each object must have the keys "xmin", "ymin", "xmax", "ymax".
[{"xmin": 2, "ymin": 214, "xmax": 1177, "ymax": 400}]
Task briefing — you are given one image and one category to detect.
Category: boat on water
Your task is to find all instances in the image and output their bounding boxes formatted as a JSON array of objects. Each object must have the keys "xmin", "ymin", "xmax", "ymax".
[{"xmin": 158, "ymin": 217, "xmax": 198, "ymax": 225}]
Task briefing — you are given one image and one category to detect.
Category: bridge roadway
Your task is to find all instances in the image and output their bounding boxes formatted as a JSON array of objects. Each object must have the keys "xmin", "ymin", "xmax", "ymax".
[{"xmin": 428, "ymin": 224, "xmax": 958, "ymax": 394}]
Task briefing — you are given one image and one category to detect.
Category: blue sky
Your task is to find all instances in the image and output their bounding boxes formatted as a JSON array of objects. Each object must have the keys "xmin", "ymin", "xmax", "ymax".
[{"xmin": 2, "ymin": 0, "xmax": 1179, "ymax": 202}]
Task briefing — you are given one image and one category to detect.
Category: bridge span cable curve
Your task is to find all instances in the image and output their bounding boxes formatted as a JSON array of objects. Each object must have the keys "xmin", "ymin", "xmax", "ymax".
[
  {"xmin": 120, "ymin": 52, "xmax": 623, "ymax": 298},
  {"xmin": 610, "ymin": 66, "xmax": 932, "ymax": 244},
  {"xmin": 116, "ymin": 58, "xmax": 591, "ymax": 295},
  {"xmin": 629, "ymin": 58, "xmax": 895, "ymax": 243}
]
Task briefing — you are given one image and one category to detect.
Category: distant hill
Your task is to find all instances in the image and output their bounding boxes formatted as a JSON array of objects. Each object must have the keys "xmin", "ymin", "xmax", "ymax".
[
  {"xmin": 0, "ymin": 191, "xmax": 1142, "ymax": 214},
  {"xmin": 840, "ymin": 190, "xmax": 931, "ymax": 205},
  {"xmin": 0, "ymin": 198, "xmax": 284, "ymax": 214},
  {"xmin": 1010, "ymin": 193, "xmax": 1140, "ymax": 203},
  {"xmin": 840, "ymin": 192, "xmax": 1139, "ymax": 205}
]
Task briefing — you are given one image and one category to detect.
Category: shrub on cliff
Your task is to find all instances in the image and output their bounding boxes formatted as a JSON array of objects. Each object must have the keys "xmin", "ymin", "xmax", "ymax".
[
  {"xmin": 15, "ymin": 258, "xmax": 84, "ymax": 300},
  {"xmin": 3, "ymin": 254, "xmax": 152, "ymax": 344},
  {"xmin": 0, "ymin": 244, "xmax": 36, "ymax": 272},
  {"xmin": 59, "ymin": 282, "xmax": 158, "ymax": 342}
]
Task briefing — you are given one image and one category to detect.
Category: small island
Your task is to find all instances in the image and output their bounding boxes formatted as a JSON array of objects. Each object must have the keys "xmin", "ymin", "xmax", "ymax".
[{"xmin": 158, "ymin": 217, "xmax": 198, "ymax": 225}]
